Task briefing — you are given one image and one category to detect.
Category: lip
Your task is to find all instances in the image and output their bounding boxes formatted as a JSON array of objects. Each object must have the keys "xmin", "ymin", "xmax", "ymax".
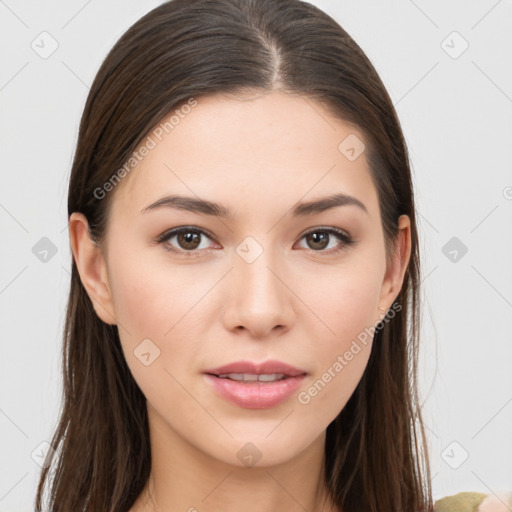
[
  {"xmin": 203, "ymin": 359, "xmax": 308, "ymax": 409},
  {"xmin": 204, "ymin": 359, "xmax": 307, "ymax": 377}
]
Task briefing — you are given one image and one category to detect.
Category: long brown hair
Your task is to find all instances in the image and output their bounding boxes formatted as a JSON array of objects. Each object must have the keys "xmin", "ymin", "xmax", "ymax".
[{"xmin": 35, "ymin": 0, "xmax": 433, "ymax": 510}]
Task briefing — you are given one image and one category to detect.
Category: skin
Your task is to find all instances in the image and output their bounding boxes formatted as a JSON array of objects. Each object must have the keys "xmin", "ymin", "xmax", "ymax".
[
  {"xmin": 479, "ymin": 493, "xmax": 512, "ymax": 512},
  {"xmin": 69, "ymin": 89, "xmax": 411, "ymax": 512}
]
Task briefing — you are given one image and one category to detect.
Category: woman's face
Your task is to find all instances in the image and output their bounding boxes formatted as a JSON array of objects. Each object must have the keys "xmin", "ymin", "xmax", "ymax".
[{"xmin": 71, "ymin": 89, "xmax": 410, "ymax": 468}]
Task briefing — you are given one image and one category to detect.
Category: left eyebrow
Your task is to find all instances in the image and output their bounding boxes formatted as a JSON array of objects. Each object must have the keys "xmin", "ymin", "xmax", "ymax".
[
  {"xmin": 291, "ymin": 193, "xmax": 368, "ymax": 216},
  {"xmin": 140, "ymin": 192, "xmax": 368, "ymax": 218}
]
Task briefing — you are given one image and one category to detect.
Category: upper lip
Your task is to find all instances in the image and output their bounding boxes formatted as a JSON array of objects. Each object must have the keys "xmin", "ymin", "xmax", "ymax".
[{"xmin": 204, "ymin": 359, "xmax": 308, "ymax": 377}]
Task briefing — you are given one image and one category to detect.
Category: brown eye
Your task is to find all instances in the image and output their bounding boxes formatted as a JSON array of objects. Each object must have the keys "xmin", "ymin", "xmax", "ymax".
[
  {"xmin": 305, "ymin": 232, "xmax": 330, "ymax": 250},
  {"xmin": 156, "ymin": 226, "xmax": 354, "ymax": 256},
  {"xmin": 297, "ymin": 227, "xmax": 354, "ymax": 254},
  {"xmin": 157, "ymin": 227, "xmax": 216, "ymax": 253},
  {"xmin": 176, "ymin": 231, "xmax": 201, "ymax": 250}
]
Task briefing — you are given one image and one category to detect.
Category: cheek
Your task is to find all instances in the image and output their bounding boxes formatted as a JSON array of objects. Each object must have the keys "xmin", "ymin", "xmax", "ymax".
[
  {"xmin": 106, "ymin": 252, "xmax": 220, "ymax": 381},
  {"xmin": 296, "ymin": 281, "xmax": 376, "ymax": 425},
  {"xmin": 106, "ymin": 257, "xmax": 201, "ymax": 404},
  {"xmin": 294, "ymin": 255, "xmax": 383, "ymax": 415},
  {"xmin": 108, "ymin": 251, "xmax": 208, "ymax": 339},
  {"xmin": 302, "ymin": 256, "xmax": 383, "ymax": 348}
]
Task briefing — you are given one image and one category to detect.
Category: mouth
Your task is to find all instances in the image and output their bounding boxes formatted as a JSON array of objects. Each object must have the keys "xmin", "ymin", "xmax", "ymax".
[
  {"xmin": 203, "ymin": 360, "xmax": 308, "ymax": 409},
  {"xmin": 204, "ymin": 359, "xmax": 308, "ymax": 378}
]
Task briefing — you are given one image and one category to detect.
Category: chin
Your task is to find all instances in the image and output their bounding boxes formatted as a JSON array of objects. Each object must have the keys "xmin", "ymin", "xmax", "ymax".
[{"xmin": 208, "ymin": 428, "xmax": 317, "ymax": 469}]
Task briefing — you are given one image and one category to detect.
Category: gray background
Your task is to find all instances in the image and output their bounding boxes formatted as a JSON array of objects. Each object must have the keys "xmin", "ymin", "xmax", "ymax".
[{"xmin": 1, "ymin": 0, "xmax": 511, "ymax": 509}]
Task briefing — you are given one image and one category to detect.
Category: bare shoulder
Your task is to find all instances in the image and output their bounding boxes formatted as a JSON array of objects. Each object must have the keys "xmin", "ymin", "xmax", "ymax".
[{"xmin": 479, "ymin": 493, "xmax": 512, "ymax": 512}]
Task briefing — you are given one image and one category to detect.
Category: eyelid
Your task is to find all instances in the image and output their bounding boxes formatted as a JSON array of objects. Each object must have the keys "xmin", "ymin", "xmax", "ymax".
[{"xmin": 299, "ymin": 225, "xmax": 352, "ymax": 241}]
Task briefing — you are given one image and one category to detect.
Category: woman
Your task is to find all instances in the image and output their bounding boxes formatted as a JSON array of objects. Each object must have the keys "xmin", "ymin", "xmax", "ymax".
[{"xmin": 34, "ymin": 0, "xmax": 503, "ymax": 510}]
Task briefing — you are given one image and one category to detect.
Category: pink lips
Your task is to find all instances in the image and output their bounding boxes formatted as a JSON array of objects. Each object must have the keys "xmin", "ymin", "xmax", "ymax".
[{"xmin": 203, "ymin": 360, "xmax": 308, "ymax": 409}]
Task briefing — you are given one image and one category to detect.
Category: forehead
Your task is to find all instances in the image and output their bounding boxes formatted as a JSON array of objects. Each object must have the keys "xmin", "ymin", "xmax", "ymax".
[{"xmin": 111, "ymin": 89, "xmax": 378, "ymax": 219}]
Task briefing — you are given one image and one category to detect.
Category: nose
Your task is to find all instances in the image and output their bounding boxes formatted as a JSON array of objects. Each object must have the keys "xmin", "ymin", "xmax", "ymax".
[{"xmin": 222, "ymin": 243, "xmax": 295, "ymax": 339}]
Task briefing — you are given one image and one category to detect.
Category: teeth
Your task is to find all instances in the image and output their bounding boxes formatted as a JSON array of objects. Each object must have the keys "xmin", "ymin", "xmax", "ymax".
[
  {"xmin": 257, "ymin": 373, "xmax": 286, "ymax": 382},
  {"xmin": 217, "ymin": 373, "xmax": 287, "ymax": 382}
]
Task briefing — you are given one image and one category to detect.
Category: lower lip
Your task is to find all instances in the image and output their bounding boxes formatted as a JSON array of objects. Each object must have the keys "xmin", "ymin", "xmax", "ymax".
[{"xmin": 204, "ymin": 374, "xmax": 306, "ymax": 409}]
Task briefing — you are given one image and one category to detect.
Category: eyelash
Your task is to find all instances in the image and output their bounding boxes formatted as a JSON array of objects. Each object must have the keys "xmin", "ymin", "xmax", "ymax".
[{"xmin": 155, "ymin": 225, "xmax": 355, "ymax": 256}]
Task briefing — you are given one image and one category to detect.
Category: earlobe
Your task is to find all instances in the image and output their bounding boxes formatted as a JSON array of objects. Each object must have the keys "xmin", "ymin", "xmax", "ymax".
[
  {"xmin": 68, "ymin": 212, "xmax": 117, "ymax": 325},
  {"xmin": 378, "ymin": 214, "xmax": 412, "ymax": 314}
]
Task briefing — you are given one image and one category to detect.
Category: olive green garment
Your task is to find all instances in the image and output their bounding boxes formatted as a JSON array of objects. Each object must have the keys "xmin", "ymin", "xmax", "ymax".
[{"xmin": 434, "ymin": 492, "xmax": 488, "ymax": 512}]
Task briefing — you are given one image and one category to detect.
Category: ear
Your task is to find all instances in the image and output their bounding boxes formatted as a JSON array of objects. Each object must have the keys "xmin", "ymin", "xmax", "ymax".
[
  {"xmin": 68, "ymin": 212, "xmax": 117, "ymax": 325},
  {"xmin": 378, "ymin": 214, "xmax": 412, "ymax": 314}
]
